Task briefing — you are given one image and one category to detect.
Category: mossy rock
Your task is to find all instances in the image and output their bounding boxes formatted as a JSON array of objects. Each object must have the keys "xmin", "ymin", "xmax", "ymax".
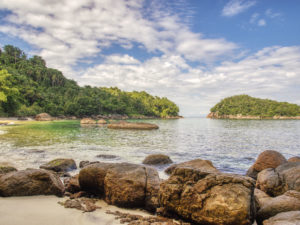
[{"xmin": 40, "ymin": 158, "xmax": 77, "ymax": 172}]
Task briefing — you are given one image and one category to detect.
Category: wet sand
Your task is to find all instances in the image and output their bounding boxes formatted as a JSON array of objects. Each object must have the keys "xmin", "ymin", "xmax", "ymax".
[{"xmin": 0, "ymin": 196, "xmax": 151, "ymax": 225}]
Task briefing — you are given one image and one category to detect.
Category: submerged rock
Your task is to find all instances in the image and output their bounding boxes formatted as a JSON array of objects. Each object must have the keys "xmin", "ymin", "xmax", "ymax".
[
  {"xmin": 159, "ymin": 167, "xmax": 256, "ymax": 225},
  {"xmin": 165, "ymin": 158, "xmax": 219, "ymax": 175},
  {"xmin": 0, "ymin": 169, "xmax": 64, "ymax": 197},
  {"xmin": 107, "ymin": 121, "xmax": 159, "ymax": 130},
  {"xmin": 96, "ymin": 154, "xmax": 117, "ymax": 159},
  {"xmin": 40, "ymin": 158, "xmax": 77, "ymax": 172},
  {"xmin": 79, "ymin": 162, "xmax": 160, "ymax": 211},
  {"xmin": 142, "ymin": 154, "xmax": 172, "ymax": 165},
  {"xmin": 35, "ymin": 113, "xmax": 53, "ymax": 121},
  {"xmin": 246, "ymin": 150, "xmax": 287, "ymax": 179}
]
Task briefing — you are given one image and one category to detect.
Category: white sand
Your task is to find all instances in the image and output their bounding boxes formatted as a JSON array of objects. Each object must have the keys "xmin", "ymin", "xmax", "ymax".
[{"xmin": 0, "ymin": 196, "xmax": 151, "ymax": 225}]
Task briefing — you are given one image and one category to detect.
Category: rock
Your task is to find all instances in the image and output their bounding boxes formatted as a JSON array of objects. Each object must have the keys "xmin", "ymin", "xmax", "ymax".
[
  {"xmin": 107, "ymin": 122, "xmax": 159, "ymax": 130},
  {"xmin": 256, "ymin": 162, "xmax": 300, "ymax": 196},
  {"xmin": 257, "ymin": 191, "xmax": 300, "ymax": 223},
  {"xmin": 165, "ymin": 158, "xmax": 219, "ymax": 175},
  {"xmin": 96, "ymin": 154, "xmax": 117, "ymax": 159},
  {"xmin": 79, "ymin": 162, "xmax": 160, "ymax": 210},
  {"xmin": 35, "ymin": 113, "xmax": 53, "ymax": 121},
  {"xmin": 97, "ymin": 119, "xmax": 107, "ymax": 124},
  {"xmin": 246, "ymin": 150, "xmax": 287, "ymax": 179},
  {"xmin": 59, "ymin": 198, "xmax": 100, "ymax": 212},
  {"xmin": 263, "ymin": 211, "xmax": 300, "ymax": 225},
  {"xmin": 159, "ymin": 167, "xmax": 256, "ymax": 225},
  {"xmin": 254, "ymin": 189, "xmax": 272, "ymax": 210},
  {"xmin": 288, "ymin": 156, "xmax": 300, "ymax": 163},
  {"xmin": 64, "ymin": 175, "xmax": 81, "ymax": 193},
  {"xmin": 80, "ymin": 118, "xmax": 96, "ymax": 125},
  {"xmin": 0, "ymin": 169, "xmax": 64, "ymax": 197},
  {"xmin": 79, "ymin": 161, "xmax": 90, "ymax": 168},
  {"xmin": 0, "ymin": 164, "xmax": 17, "ymax": 176},
  {"xmin": 40, "ymin": 158, "xmax": 77, "ymax": 172},
  {"xmin": 142, "ymin": 154, "xmax": 172, "ymax": 165}
]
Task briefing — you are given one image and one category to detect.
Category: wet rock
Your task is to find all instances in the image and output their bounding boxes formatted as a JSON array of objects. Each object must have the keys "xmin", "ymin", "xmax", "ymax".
[
  {"xmin": 64, "ymin": 175, "xmax": 80, "ymax": 193},
  {"xmin": 165, "ymin": 158, "xmax": 219, "ymax": 175},
  {"xmin": 246, "ymin": 150, "xmax": 287, "ymax": 179},
  {"xmin": 97, "ymin": 119, "xmax": 107, "ymax": 124},
  {"xmin": 256, "ymin": 162, "xmax": 300, "ymax": 196},
  {"xmin": 263, "ymin": 211, "xmax": 300, "ymax": 225},
  {"xmin": 288, "ymin": 156, "xmax": 300, "ymax": 163},
  {"xmin": 0, "ymin": 169, "xmax": 64, "ymax": 197},
  {"xmin": 79, "ymin": 162, "xmax": 160, "ymax": 210},
  {"xmin": 143, "ymin": 154, "xmax": 173, "ymax": 165},
  {"xmin": 40, "ymin": 158, "xmax": 77, "ymax": 172},
  {"xmin": 96, "ymin": 154, "xmax": 117, "ymax": 159},
  {"xmin": 80, "ymin": 118, "xmax": 96, "ymax": 125},
  {"xmin": 35, "ymin": 113, "xmax": 53, "ymax": 121},
  {"xmin": 79, "ymin": 161, "xmax": 90, "ymax": 168},
  {"xmin": 107, "ymin": 122, "xmax": 159, "ymax": 130},
  {"xmin": 257, "ymin": 191, "xmax": 300, "ymax": 224},
  {"xmin": 159, "ymin": 167, "xmax": 256, "ymax": 225},
  {"xmin": 59, "ymin": 198, "xmax": 100, "ymax": 212},
  {"xmin": 0, "ymin": 164, "xmax": 17, "ymax": 176}
]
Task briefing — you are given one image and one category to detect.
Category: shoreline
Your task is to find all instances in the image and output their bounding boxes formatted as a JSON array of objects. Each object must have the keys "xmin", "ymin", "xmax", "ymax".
[{"xmin": 206, "ymin": 112, "xmax": 300, "ymax": 120}]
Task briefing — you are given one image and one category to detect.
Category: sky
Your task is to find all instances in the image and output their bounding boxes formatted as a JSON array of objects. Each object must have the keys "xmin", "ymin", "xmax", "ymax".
[{"xmin": 0, "ymin": 0, "xmax": 299, "ymax": 116}]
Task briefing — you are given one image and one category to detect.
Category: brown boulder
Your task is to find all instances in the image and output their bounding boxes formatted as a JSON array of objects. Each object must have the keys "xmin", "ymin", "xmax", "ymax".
[
  {"xmin": 107, "ymin": 122, "xmax": 159, "ymax": 130},
  {"xmin": 80, "ymin": 118, "xmax": 96, "ymax": 124},
  {"xmin": 263, "ymin": 211, "xmax": 300, "ymax": 225},
  {"xmin": 35, "ymin": 113, "xmax": 53, "ymax": 121},
  {"xmin": 0, "ymin": 164, "xmax": 17, "ymax": 176},
  {"xmin": 97, "ymin": 119, "xmax": 107, "ymax": 124},
  {"xmin": 255, "ymin": 188, "xmax": 272, "ymax": 210},
  {"xmin": 288, "ymin": 156, "xmax": 300, "ymax": 163},
  {"xmin": 0, "ymin": 169, "xmax": 64, "ymax": 197},
  {"xmin": 247, "ymin": 150, "xmax": 287, "ymax": 179},
  {"xmin": 165, "ymin": 158, "xmax": 219, "ymax": 175},
  {"xmin": 257, "ymin": 191, "xmax": 300, "ymax": 224},
  {"xmin": 142, "ymin": 154, "xmax": 172, "ymax": 165},
  {"xmin": 79, "ymin": 162, "xmax": 160, "ymax": 211},
  {"xmin": 256, "ymin": 162, "xmax": 300, "ymax": 196},
  {"xmin": 64, "ymin": 175, "xmax": 81, "ymax": 194},
  {"xmin": 159, "ymin": 167, "xmax": 256, "ymax": 225},
  {"xmin": 40, "ymin": 158, "xmax": 77, "ymax": 172}
]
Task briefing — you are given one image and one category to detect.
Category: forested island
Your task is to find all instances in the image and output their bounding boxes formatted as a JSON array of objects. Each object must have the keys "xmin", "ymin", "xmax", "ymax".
[
  {"xmin": 0, "ymin": 45, "xmax": 179, "ymax": 118},
  {"xmin": 207, "ymin": 95, "xmax": 300, "ymax": 119}
]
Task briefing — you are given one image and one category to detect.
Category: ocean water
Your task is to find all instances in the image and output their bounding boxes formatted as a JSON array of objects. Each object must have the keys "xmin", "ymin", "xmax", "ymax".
[{"xmin": 0, "ymin": 118, "xmax": 299, "ymax": 177}]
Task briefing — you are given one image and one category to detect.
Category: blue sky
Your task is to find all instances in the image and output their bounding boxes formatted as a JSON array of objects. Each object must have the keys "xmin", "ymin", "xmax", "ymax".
[{"xmin": 0, "ymin": 0, "xmax": 299, "ymax": 116}]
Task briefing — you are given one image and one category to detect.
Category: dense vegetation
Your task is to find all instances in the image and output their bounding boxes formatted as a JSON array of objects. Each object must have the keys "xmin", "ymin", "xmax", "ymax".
[
  {"xmin": 0, "ymin": 45, "xmax": 179, "ymax": 118},
  {"xmin": 210, "ymin": 95, "xmax": 300, "ymax": 117}
]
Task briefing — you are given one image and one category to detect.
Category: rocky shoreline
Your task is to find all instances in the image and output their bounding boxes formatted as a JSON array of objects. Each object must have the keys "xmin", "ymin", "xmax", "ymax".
[
  {"xmin": 1, "ymin": 151, "xmax": 300, "ymax": 224},
  {"xmin": 207, "ymin": 112, "xmax": 300, "ymax": 120}
]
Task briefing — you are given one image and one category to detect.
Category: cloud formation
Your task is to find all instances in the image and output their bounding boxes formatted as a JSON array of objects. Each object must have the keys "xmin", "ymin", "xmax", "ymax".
[{"xmin": 222, "ymin": 0, "xmax": 256, "ymax": 17}]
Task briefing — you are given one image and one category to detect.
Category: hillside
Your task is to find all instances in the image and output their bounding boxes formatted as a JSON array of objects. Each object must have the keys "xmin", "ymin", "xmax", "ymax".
[
  {"xmin": 0, "ymin": 45, "xmax": 179, "ymax": 118},
  {"xmin": 208, "ymin": 95, "xmax": 300, "ymax": 119}
]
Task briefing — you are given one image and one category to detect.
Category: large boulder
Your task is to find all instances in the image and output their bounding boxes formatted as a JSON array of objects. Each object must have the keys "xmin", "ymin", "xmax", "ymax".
[
  {"xmin": 256, "ymin": 162, "xmax": 300, "ymax": 196},
  {"xmin": 246, "ymin": 150, "xmax": 287, "ymax": 179},
  {"xmin": 79, "ymin": 162, "xmax": 160, "ymax": 211},
  {"xmin": 159, "ymin": 167, "xmax": 256, "ymax": 225},
  {"xmin": 165, "ymin": 158, "xmax": 219, "ymax": 175},
  {"xmin": 80, "ymin": 118, "xmax": 96, "ymax": 125},
  {"xmin": 35, "ymin": 113, "xmax": 53, "ymax": 121},
  {"xmin": 0, "ymin": 169, "xmax": 64, "ymax": 197},
  {"xmin": 107, "ymin": 122, "xmax": 159, "ymax": 130},
  {"xmin": 142, "ymin": 154, "xmax": 172, "ymax": 165},
  {"xmin": 257, "ymin": 191, "xmax": 300, "ymax": 224},
  {"xmin": 40, "ymin": 158, "xmax": 77, "ymax": 172},
  {"xmin": 263, "ymin": 211, "xmax": 300, "ymax": 225}
]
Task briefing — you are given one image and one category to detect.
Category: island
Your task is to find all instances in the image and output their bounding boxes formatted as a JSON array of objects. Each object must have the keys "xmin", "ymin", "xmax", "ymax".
[
  {"xmin": 0, "ymin": 45, "xmax": 179, "ymax": 119},
  {"xmin": 207, "ymin": 95, "xmax": 300, "ymax": 119}
]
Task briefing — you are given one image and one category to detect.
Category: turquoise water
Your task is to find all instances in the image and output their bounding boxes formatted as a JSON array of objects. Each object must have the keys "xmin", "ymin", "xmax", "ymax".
[{"xmin": 0, "ymin": 118, "xmax": 299, "ymax": 176}]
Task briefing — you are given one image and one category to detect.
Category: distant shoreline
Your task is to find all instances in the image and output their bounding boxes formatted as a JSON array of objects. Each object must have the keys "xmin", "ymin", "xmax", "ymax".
[{"xmin": 207, "ymin": 112, "xmax": 300, "ymax": 120}]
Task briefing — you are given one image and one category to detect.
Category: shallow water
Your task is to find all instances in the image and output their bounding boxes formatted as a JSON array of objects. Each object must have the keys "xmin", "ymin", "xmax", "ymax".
[{"xmin": 0, "ymin": 118, "xmax": 299, "ymax": 176}]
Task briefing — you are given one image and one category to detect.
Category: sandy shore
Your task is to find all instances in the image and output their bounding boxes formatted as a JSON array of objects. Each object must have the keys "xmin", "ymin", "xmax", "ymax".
[{"xmin": 0, "ymin": 196, "xmax": 151, "ymax": 225}]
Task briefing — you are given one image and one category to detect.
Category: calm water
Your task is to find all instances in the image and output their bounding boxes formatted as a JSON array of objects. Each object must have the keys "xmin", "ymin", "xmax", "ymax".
[{"xmin": 0, "ymin": 118, "xmax": 299, "ymax": 177}]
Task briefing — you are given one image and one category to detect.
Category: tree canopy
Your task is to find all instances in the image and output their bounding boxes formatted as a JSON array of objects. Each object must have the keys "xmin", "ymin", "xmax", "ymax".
[
  {"xmin": 0, "ymin": 45, "xmax": 179, "ymax": 118},
  {"xmin": 210, "ymin": 95, "xmax": 300, "ymax": 117}
]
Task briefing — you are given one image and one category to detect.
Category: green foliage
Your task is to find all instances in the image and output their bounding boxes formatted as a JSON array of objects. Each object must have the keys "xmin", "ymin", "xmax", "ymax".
[
  {"xmin": 0, "ymin": 45, "xmax": 179, "ymax": 118},
  {"xmin": 211, "ymin": 95, "xmax": 300, "ymax": 117}
]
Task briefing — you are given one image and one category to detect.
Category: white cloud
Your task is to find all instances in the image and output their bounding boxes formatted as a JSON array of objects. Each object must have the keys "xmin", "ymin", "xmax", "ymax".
[
  {"xmin": 258, "ymin": 19, "xmax": 266, "ymax": 26},
  {"xmin": 250, "ymin": 13, "xmax": 259, "ymax": 24},
  {"xmin": 265, "ymin": 9, "xmax": 281, "ymax": 18},
  {"xmin": 222, "ymin": 0, "xmax": 256, "ymax": 17}
]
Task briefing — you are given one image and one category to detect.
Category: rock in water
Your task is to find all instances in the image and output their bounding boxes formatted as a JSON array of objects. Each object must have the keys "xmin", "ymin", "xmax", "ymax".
[
  {"xmin": 107, "ymin": 122, "xmax": 159, "ymax": 130},
  {"xmin": 256, "ymin": 162, "xmax": 300, "ymax": 196},
  {"xmin": 0, "ymin": 169, "xmax": 64, "ymax": 197},
  {"xmin": 263, "ymin": 211, "xmax": 300, "ymax": 225},
  {"xmin": 80, "ymin": 118, "xmax": 96, "ymax": 124},
  {"xmin": 246, "ymin": 150, "xmax": 287, "ymax": 179},
  {"xmin": 0, "ymin": 164, "xmax": 17, "ymax": 176},
  {"xmin": 165, "ymin": 158, "xmax": 219, "ymax": 174},
  {"xmin": 35, "ymin": 113, "xmax": 53, "ymax": 121},
  {"xmin": 288, "ymin": 156, "xmax": 300, "ymax": 163},
  {"xmin": 97, "ymin": 119, "xmax": 107, "ymax": 124},
  {"xmin": 159, "ymin": 167, "xmax": 256, "ymax": 225},
  {"xmin": 142, "ymin": 154, "xmax": 172, "ymax": 165},
  {"xmin": 40, "ymin": 158, "xmax": 77, "ymax": 172}
]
